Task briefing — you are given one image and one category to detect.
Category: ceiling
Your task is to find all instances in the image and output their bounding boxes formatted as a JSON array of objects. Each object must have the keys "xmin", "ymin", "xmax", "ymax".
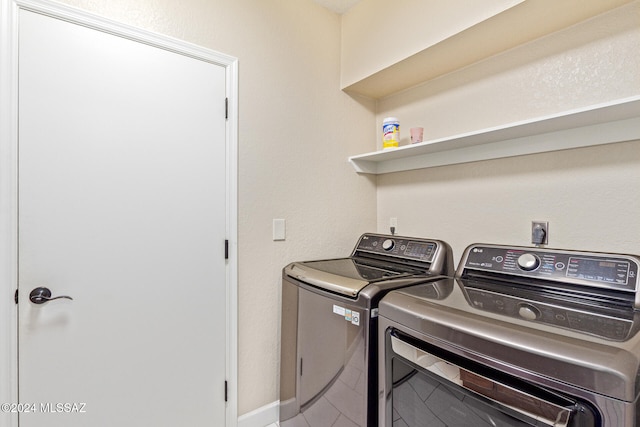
[{"xmin": 311, "ymin": 0, "xmax": 361, "ymax": 14}]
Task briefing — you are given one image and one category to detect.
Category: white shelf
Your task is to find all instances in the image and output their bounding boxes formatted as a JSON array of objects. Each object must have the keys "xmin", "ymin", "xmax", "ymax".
[
  {"xmin": 348, "ymin": 96, "xmax": 640, "ymax": 175},
  {"xmin": 341, "ymin": 0, "xmax": 630, "ymax": 99}
]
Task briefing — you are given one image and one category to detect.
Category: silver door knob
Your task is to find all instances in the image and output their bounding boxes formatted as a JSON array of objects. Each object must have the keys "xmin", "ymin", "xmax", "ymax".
[{"xmin": 29, "ymin": 287, "xmax": 73, "ymax": 304}]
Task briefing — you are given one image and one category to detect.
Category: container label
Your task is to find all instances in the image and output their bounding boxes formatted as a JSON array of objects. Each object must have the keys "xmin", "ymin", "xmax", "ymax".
[{"xmin": 383, "ymin": 123, "xmax": 400, "ymax": 149}]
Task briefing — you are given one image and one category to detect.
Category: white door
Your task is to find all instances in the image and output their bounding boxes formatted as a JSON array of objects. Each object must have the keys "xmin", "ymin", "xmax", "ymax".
[{"xmin": 18, "ymin": 9, "xmax": 228, "ymax": 426}]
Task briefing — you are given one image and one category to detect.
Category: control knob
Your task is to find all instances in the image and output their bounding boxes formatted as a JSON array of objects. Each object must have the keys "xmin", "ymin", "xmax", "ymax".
[
  {"xmin": 517, "ymin": 253, "xmax": 540, "ymax": 271},
  {"xmin": 517, "ymin": 303, "xmax": 540, "ymax": 321},
  {"xmin": 382, "ymin": 239, "xmax": 395, "ymax": 251}
]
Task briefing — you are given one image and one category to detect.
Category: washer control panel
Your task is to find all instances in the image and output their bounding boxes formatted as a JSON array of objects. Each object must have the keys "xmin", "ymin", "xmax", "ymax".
[
  {"xmin": 354, "ymin": 234, "xmax": 438, "ymax": 263},
  {"xmin": 461, "ymin": 245, "xmax": 639, "ymax": 292}
]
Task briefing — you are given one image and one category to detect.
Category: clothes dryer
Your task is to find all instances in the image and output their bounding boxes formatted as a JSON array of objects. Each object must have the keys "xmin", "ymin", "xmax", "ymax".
[{"xmin": 379, "ymin": 244, "xmax": 640, "ymax": 426}]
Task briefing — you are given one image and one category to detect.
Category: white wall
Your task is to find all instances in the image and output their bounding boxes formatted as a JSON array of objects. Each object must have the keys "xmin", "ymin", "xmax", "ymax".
[
  {"xmin": 52, "ymin": 0, "xmax": 377, "ymax": 417},
  {"xmin": 375, "ymin": 2, "xmax": 640, "ymax": 263}
]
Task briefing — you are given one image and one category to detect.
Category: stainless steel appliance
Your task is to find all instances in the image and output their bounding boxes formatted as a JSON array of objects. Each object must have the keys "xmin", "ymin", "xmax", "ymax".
[
  {"xmin": 279, "ymin": 233, "xmax": 453, "ymax": 427},
  {"xmin": 379, "ymin": 244, "xmax": 640, "ymax": 426}
]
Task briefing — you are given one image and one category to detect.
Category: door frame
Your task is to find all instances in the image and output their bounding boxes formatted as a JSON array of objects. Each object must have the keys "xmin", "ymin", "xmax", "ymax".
[{"xmin": 0, "ymin": 1, "xmax": 239, "ymax": 426}]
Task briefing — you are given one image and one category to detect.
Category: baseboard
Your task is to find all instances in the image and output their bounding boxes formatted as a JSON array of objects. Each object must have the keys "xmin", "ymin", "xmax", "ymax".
[{"xmin": 238, "ymin": 400, "xmax": 279, "ymax": 427}]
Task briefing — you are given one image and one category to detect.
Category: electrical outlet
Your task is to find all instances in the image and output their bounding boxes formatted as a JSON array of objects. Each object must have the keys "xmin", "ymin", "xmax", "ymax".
[
  {"xmin": 390, "ymin": 217, "xmax": 397, "ymax": 235},
  {"xmin": 531, "ymin": 221, "xmax": 548, "ymax": 246}
]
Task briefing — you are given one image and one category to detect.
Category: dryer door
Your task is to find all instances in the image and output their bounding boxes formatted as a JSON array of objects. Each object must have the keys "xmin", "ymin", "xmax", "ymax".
[{"xmin": 383, "ymin": 328, "xmax": 599, "ymax": 427}]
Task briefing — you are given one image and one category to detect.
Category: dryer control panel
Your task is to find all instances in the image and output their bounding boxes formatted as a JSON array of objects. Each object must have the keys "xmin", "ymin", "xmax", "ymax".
[{"xmin": 460, "ymin": 245, "xmax": 639, "ymax": 293}]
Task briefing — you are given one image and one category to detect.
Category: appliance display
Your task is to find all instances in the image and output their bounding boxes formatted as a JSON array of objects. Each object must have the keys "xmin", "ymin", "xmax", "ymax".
[{"xmin": 279, "ymin": 233, "xmax": 453, "ymax": 427}]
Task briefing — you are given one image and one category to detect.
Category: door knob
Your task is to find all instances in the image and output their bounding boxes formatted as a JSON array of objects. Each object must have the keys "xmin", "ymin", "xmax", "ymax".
[{"xmin": 29, "ymin": 287, "xmax": 73, "ymax": 304}]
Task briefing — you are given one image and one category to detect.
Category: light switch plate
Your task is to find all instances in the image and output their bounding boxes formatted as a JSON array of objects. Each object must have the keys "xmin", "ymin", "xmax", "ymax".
[{"xmin": 273, "ymin": 219, "xmax": 286, "ymax": 241}]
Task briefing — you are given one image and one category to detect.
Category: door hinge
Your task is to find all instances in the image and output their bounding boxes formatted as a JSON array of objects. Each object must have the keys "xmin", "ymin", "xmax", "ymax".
[
  {"xmin": 224, "ymin": 380, "xmax": 228, "ymax": 402},
  {"xmin": 224, "ymin": 239, "xmax": 229, "ymax": 260},
  {"xmin": 14, "ymin": 289, "xmax": 18, "ymax": 304},
  {"xmin": 225, "ymin": 97, "xmax": 228, "ymax": 120}
]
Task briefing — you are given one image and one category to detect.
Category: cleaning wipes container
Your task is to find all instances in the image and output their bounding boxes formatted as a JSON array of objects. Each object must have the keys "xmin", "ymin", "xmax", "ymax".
[{"xmin": 382, "ymin": 117, "xmax": 399, "ymax": 149}]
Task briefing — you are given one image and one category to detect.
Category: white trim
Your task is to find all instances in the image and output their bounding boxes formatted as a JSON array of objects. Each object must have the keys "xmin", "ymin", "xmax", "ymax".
[
  {"xmin": 0, "ymin": 0, "xmax": 19, "ymax": 425},
  {"xmin": 238, "ymin": 401, "xmax": 280, "ymax": 427},
  {"xmin": 15, "ymin": 0, "xmax": 237, "ymax": 66},
  {"xmin": 225, "ymin": 40, "xmax": 240, "ymax": 427},
  {"xmin": 0, "ymin": 1, "xmax": 239, "ymax": 426}
]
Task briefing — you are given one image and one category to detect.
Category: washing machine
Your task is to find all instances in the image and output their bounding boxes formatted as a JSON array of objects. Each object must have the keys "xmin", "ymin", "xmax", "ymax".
[{"xmin": 279, "ymin": 233, "xmax": 453, "ymax": 426}]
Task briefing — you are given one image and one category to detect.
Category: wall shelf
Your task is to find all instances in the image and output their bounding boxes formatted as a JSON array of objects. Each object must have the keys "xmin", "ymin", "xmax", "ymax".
[
  {"xmin": 348, "ymin": 96, "xmax": 640, "ymax": 175},
  {"xmin": 341, "ymin": 0, "xmax": 633, "ymax": 99}
]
